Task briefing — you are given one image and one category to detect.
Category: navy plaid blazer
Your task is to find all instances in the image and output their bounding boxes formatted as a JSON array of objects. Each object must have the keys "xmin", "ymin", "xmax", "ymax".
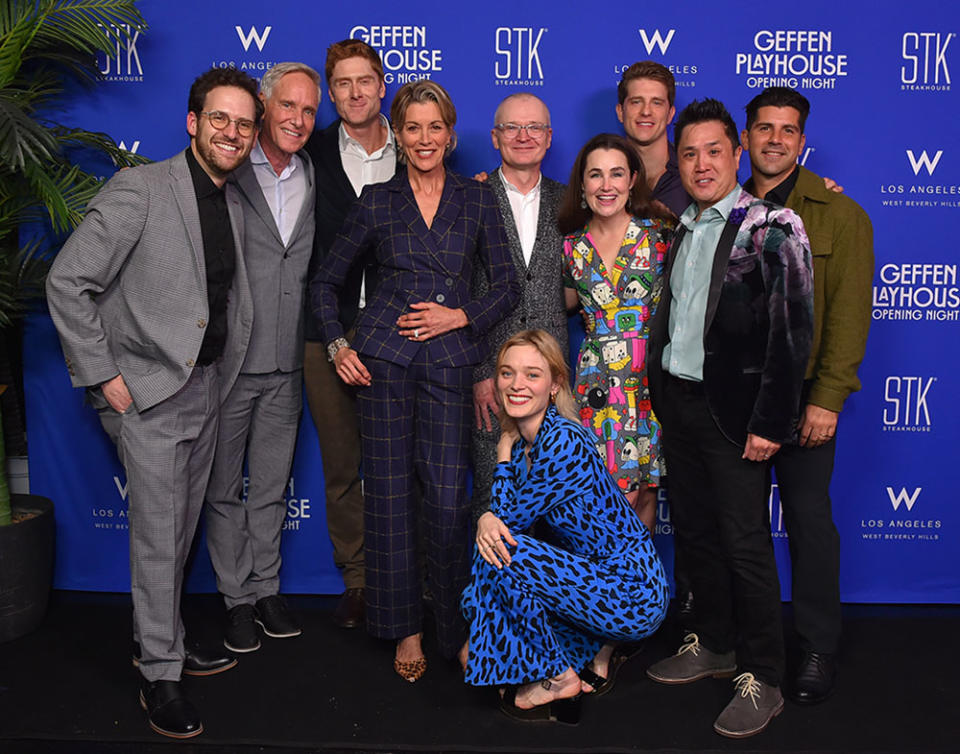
[{"xmin": 311, "ymin": 170, "xmax": 520, "ymax": 368}]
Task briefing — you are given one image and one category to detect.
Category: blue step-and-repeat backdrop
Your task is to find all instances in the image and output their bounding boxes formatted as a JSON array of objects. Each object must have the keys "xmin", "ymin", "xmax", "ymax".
[{"xmin": 24, "ymin": 0, "xmax": 960, "ymax": 602}]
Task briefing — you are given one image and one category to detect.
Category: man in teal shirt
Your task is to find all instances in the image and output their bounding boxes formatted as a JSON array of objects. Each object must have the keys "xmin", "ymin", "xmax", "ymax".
[{"xmin": 646, "ymin": 98, "xmax": 813, "ymax": 740}]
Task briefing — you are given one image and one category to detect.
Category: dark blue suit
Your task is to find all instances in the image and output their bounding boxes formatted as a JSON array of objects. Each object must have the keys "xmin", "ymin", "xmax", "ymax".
[{"xmin": 312, "ymin": 170, "xmax": 519, "ymax": 655}]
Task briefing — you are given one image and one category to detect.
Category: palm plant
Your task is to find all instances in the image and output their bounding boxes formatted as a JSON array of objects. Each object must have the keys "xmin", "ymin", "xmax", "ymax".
[{"xmin": 0, "ymin": 0, "xmax": 148, "ymax": 526}]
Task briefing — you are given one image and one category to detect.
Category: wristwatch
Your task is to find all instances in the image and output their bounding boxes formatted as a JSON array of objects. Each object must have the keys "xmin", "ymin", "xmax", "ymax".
[{"xmin": 326, "ymin": 337, "xmax": 350, "ymax": 362}]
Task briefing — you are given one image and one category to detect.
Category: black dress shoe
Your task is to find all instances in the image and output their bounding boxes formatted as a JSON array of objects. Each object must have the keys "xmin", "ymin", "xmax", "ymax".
[
  {"xmin": 255, "ymin": 595, "xmax": 302, "ymax": 638},
  {"xmin": 183, "ymin": 645, "xmax": 237, "ymax": 676},
  {"xmin": 791, "ymin": 651, "xmax": 836, "ymax": 705},
  {"xmin": 225, "ymin": 604, "xmax": 261, "ymax": 652},
  {"xmin": 333, "ymin": 588, "xmax": 364, "ymax": 629},
  {"xmin": 139, "ymin": 678, "xmax": 203, "ymax": 739},
  {"xmin": 133, "ymin": 642, "xmax": 237, "ymax": 677}
]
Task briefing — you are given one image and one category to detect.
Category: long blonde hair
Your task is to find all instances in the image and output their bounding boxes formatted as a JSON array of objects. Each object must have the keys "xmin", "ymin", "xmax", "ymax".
[{"xmin": 495, "ymin": 330, "xmax": 578, "ymax": 434}]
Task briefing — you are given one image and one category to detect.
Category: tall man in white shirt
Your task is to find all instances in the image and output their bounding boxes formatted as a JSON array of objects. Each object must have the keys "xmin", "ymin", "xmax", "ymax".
[
  {"xmin": 304, "ymin": 39, "xmax": 397, "ymax": 629},
  {"xmin": 471, "ymin": 93, "xmax": 567, "ymax": 516},
  {"xmin": 205, "ymin": 62, "xmax": 320, "ymax": 652}
]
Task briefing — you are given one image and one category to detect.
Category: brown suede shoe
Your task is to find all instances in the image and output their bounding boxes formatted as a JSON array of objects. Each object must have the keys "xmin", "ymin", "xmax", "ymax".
[
  {"xmin": 333, "ymin": 588, "xmax": 364, "ymax": 629},
  {"xmin": 713, "ymin": 673, "xmax": 784, "ymax": 738},
  {"xmin": 646, "ymin": 633, "xmax": 737, "ymax": 685}
]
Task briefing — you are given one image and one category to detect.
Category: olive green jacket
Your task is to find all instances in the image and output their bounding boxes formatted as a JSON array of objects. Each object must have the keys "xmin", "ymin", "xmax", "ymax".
[{"xmin": 786, "ymin": 166, "xmax": 874, "ymax": 413}]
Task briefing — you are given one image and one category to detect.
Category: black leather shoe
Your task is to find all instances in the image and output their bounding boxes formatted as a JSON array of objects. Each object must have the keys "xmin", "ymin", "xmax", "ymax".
[
  {"xmin": 139, "ymin": 678, "xmax": 203, "ymax": 739},
  {"xmin": 333, "ymin": 588, "xmax": 364, "ymax": 629},
  {"xmin": 255, "ymin": 595, "xmax": 302, "ymax": 638},
  {"xmin": 225, "ymin": 604, "xmax": 261, "ymax": 653},
  {"xmin": 133, "ymin": 642, "xmax": 237, "ymax": 677},
  {"xmin": 791, "ymin": 651, "xmax": 836, "ymax": 705}
]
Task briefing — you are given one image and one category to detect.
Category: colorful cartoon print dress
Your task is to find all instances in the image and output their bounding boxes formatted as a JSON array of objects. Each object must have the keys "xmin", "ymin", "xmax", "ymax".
[
  {"xmin": 461, "ymin": 407, "xmax": 668, "ymax": 686},
  {"xmin": 562, "ymin": 216, "xmax": 669, "ymax": 492}
]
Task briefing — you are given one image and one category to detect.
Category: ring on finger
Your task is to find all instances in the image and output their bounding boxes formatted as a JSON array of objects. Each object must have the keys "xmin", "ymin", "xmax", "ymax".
[{"xmin": 414, "ymin": 329, "xmax": 420, "ymax": 339}]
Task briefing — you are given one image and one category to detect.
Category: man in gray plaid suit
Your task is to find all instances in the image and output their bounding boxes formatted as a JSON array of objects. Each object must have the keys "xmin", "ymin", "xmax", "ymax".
[
  {"xmin": 204, "ymin": 62, "xmax": 320, "ymax": 653},
  {"xmin": 46, "ymin": 68, "xmax": 260, "ymax": 739},
  {"xmin": 471, "ymin": 93, "xmax": 568, "ymax": 514}
]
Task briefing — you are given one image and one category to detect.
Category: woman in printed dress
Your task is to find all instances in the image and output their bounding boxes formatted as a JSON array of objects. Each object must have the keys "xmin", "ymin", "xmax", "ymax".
[
  {"xmin": 557, "ymin": 133, "xmax": 673, "ymax": 533},
  {"xmin": 460, "ymin": 330, "xmax": 668, "ymax": 723}
]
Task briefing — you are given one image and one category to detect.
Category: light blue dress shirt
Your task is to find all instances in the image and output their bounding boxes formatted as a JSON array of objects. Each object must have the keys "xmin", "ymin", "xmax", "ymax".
[
  {"xmin": 662, "ymin": 185, "xmax": 742, "ymax": 380},
  {"xmin": 250, "ymin": 139, "xmax": 307, "ymax": 247}
]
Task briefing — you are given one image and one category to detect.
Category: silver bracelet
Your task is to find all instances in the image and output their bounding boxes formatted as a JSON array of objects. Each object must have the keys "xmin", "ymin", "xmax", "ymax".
[{"xmin": 326, "ymin": 337, "xmax": 350, "ymax": 362}]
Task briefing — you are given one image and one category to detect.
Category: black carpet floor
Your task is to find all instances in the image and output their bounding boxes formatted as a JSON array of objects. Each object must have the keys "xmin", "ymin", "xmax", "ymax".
[{"xmin": 0, "ymin": 591, "xmax": 957, "ymax": 753}]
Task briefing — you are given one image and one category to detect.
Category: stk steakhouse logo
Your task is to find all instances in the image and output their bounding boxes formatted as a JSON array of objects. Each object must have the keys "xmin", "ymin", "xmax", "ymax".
[
  {"xmin": 901, "ymin": 31, "xmax": 954, "ymax": 92},
  {"xmin": 613, "ymin": 28, "xmax": 698, "ymax": 88},
  {"xmin": 494, "ymin": 27, "xmax": 547, "ymax": 86},
  {"xmin": 882, "ymin": 376, "xmax": 935, "ymax": 432},
  {"xmin": 96, "ymin": 23, "xmax": 144, "ymax": 82},
  {"xmin": 861, "ymin": 487, "xmax": 942, "ymax": 543}
]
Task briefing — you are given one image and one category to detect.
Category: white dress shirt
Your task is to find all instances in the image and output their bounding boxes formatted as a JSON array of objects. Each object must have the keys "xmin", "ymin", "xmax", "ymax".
[
  {"xmin": 339, "ymin": 115, "xmax": 396, "ymax": 307},
  {"xmin": 339, "ymin": 114, "xmax": 397, "ymax": 197},
  {"xmin": 499, "ymin": 170, "xmax": 542, "ymax": 265}
]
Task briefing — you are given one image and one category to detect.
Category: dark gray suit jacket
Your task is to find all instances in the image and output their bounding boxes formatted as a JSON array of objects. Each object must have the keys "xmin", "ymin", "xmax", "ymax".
[
  {"xmin": 46, "ymin": 150, "xmax": 254, "ymax": 411},
  {"xmin": 231, "ymin": 148, "xmax": 315, "ymax": 373},
  {"xmin": 472, "ymin": 168, "xmax": 568, "ymax": 383}
]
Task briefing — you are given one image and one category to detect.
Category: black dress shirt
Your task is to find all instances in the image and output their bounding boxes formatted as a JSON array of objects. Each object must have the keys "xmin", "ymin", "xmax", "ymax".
[
  {"xmin": 185, "ymin": 147, "xmax": 236, "ymax": 365},
  {"xmin": 653, "ymin": 143, "xmax": 694, "ymax": 218},
  {"xmin": 744, "ymin": 164, "xmax": 801, "ymax": 207}
]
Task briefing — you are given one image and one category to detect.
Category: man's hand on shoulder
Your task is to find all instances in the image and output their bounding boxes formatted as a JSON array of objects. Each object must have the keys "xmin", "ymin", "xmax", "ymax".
[
  {"xmin": 823, "ymin": 176, "xmax": 844, "ymax": 193},
  {"xmin": 473, "ymin": 171, "xmax": 490, "ymax": 183}
]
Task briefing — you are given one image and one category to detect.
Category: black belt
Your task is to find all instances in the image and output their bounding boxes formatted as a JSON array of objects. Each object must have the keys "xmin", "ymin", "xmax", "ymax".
[{"xmin": 665, "ymin": 372, "xmax": 704, "ymax": 394}]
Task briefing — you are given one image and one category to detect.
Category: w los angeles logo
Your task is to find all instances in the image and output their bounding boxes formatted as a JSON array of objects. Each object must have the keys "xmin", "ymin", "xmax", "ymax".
[
  {"xmin": 886, "ymin": 486, "xmax": 921, "ymax": 512},
  {"xmin": 906, "ymin": 149, "xmax": 943, "ymax": 176},
  {"xmin": 236, "ymin": 25, "xmax": 271, "ymax": 52},
  {"xmin": 638, "ymin": 29, "xmax": 675, "ymax": 55}
]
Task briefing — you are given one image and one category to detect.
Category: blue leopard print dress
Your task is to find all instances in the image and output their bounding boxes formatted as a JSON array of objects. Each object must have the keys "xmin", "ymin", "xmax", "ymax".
[{"xmin": 461, "ymin": 406, "xmax": 669, "ymax": 686}]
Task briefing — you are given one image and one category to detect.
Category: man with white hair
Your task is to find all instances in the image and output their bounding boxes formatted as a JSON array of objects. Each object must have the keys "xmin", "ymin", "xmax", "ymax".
[{"xmin": 205, "ymin": 62, "xmax": 320, "ymax": 653}]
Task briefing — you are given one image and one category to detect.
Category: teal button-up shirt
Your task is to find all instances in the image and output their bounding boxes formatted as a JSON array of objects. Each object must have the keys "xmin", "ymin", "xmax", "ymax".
[{"xmin": 662, "ymin": 185, "xmax": 742, "ymax": 380}]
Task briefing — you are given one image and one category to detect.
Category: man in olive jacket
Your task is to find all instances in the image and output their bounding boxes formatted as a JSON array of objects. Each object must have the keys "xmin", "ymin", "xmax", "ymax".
[{"xmin": 742, "ymin": 86, "xmax": 873, "ymax": 706}]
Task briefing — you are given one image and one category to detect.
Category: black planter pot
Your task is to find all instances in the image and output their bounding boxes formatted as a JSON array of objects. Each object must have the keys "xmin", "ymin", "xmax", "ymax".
[{"xmin": 0, "ymin": 493, "xmax": 55, "ymax": 643}]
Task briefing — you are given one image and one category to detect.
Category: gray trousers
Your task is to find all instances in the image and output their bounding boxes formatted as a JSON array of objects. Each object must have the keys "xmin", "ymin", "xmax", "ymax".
[
  {"xmin": 470, "ymin": 411, "xmax": 501, "ymax": 519},
  {"xmin": 95, "ymin": 364, "xmax": 220, "ymax": 682},
  {"xmin": 303, "ymin": 340, "xmax": 365, "ymax": 589},
  {"xmin": 205, "ymin": 370, "xmax": 302, "ymax": 609}
]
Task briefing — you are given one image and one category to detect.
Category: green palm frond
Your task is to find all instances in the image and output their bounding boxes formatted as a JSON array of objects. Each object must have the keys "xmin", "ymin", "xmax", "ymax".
[
  {"xmin": 0, "ymin": 0, "xmax": 148, "ymax": 328},
  {"xmin": 0, "ymin": 95, "xmax": 59, "ymax": 170},
  {"xmin": 54, "ymin": 126, "xmax": 149, "ymax": 168},
  {"xmin": 0, "ymin": 239, "xmax": 50, "ymax": 328}
]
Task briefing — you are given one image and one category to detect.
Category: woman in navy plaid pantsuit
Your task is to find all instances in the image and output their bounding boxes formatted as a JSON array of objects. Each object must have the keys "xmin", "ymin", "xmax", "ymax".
[{"xmin": 312, "ymin": 80, "xmax": 519, "ymax": 681}]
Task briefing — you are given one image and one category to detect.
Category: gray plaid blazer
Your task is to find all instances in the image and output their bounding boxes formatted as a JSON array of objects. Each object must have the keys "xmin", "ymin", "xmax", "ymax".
[{"xmin": 46, "ymin": 150, "xmax": 254, "ymax": 411}]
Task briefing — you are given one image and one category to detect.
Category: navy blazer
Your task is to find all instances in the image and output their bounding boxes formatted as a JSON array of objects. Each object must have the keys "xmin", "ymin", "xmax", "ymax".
[
  {"xmin": 311, "ymin": 170, "xmax": 520, "ymax": 368},
  {"xmin": 304, "ymin": 120, "xmax": 399, "ymax": 335}
]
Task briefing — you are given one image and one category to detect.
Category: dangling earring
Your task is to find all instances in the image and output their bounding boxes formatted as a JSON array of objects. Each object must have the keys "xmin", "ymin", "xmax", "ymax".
[
  {"xmin": 550, "ymin": 390, "xmax": 557, "ymax": 403},
  {"xmin": 580, "ymin": 192, "xmax": 587, "ymax": 210}
]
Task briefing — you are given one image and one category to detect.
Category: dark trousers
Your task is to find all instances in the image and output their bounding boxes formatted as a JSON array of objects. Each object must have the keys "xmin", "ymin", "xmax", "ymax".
[
  {"xmin": 659, "ymin": 376, "xmax": 785, "ymax": 687},
  {"xmin": 303, "ymin": 340, "xmax": 365, "ymax": 590},
  {"xmin": 774, "ymin": 436, "xmax": 841, "ymax": 653},
  {"xmin": 357, "ymin": 352, "xmax": 472, "ymax": 658}
]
